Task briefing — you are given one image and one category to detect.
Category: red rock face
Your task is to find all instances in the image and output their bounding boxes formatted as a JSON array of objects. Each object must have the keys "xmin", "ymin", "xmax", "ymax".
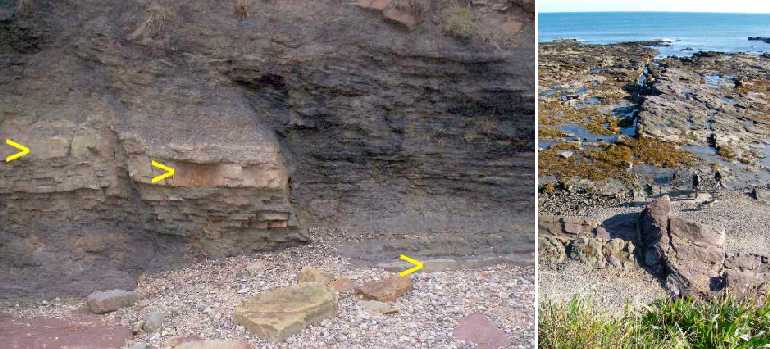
[{"xmin": 0, "ymin": 313, "xmax": 131, "ymax": 349}]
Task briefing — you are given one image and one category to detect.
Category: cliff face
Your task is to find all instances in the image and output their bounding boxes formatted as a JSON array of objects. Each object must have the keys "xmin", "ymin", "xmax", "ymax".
[{"xmin": 0, "ymin": 0, "xmax": 534, "ymax": 298}]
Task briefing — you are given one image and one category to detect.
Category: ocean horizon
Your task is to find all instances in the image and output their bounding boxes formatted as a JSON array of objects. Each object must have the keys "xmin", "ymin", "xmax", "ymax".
[{"xmin": 539, "ymin": 11, "xmax": 770, "ymax": 56}]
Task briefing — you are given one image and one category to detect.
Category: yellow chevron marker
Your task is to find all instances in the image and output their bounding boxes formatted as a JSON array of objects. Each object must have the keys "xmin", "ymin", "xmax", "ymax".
[
  {"xmin": 398, "ymin": 254, "xmax": 424, "ymax": 277},
  {"xmin": 151, "ymin": 160, "xmax": 175, "ymax": 183},
  {"xmin": 5, "ymin": 139, "xmax": 30, "ymax": 162}
]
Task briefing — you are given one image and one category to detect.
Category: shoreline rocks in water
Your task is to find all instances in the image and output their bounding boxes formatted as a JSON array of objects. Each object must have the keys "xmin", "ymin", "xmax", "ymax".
[{"xmin": 748, "ymin": 36, "xmax": 770, "ymax": 44}]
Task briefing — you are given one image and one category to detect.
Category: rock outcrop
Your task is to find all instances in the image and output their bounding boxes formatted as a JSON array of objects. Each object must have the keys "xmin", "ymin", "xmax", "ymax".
[
  {"xmin": 723, "ymin": 253, "xmax": 770, "ymax": 302},
  {"xmin": 538, "ymin": 215, "xmax": 636, "ymax": 270},
  {"xmin": 639, "ymin": 196, "xmax": 726, "ymax": 298},
  {"xmin": 0, "ymin": 0, "xmax": 534, "ymax": 298}
]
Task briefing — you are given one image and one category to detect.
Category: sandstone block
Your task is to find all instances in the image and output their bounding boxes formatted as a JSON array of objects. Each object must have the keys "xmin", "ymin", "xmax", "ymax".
[
  {"xmin": 355, "ymin": 275, "xmax": 412, "ymax": 302},
  {"xmin": 234, "ymin": 285, "xmax": 337, "ymax": 342}
]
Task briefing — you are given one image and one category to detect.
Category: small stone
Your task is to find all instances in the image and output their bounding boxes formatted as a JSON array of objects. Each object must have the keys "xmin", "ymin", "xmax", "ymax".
[
  {"xmin": 166, "ymin": 335, "xmax": 203, "ymax": 348},
  {"xmin": 126, "ymin": 343, "xmax": 153, "ymax": 349},
  {"xmin": 142, "ymin": 311, "xmax": 164, "ymax": 333},
  {"xmin": 360, "ymin": 300, "xmax": 399, "ymax": 315},
  {"xmin": 86, "ymin": 289, "xmax": 138, "ymax": 314},
  {"xmin": 355, "ymin": 276, "xmax": 412, "ymax": 302},
  {"xmin": 297, "ymin": 267, "xmax": 334, "ymax": 285},
  {"xmin": 131, "ymin": 320, "xmax": 144, "ymax": 335},
  {"xmin": 241, "ymin": 261, "xmax": 266, "ymax": 277},
  {"xmin": 557, "ymin": 150, "xmax": 574, "ymax": 159},
  {"xmin": 595, "ymin": 226, "xmax": 610, "ymax": 240},
  {"xmin": 328, "ymin": 277, "xmax": 354, "ymax": 293},
  {"xmin": 174, "ymin": 340, "xmax": 251, "ymax": 349}
]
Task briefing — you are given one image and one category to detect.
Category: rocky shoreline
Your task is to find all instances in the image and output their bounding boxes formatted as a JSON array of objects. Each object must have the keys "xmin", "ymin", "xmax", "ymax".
[{"xmin": 538, "ymin": 40, "xmax": 770, "ymax": 309}]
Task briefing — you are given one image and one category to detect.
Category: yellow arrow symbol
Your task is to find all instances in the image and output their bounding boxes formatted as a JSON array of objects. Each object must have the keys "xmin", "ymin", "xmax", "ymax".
[
  {"xmin": 151, "ymin": 160, "xmax": 175, "ymax": 183},
  {"xmin": 5, "ymin": 139, "xmax": 30, "ymax": 162},
  {"xmin": 398, "ymin": 254, "xmax": 424, "ymax": 277}
]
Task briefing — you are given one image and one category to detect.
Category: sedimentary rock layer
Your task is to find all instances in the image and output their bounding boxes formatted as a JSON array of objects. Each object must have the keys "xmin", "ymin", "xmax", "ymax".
[{"xmin": 0, "ymin": 0, "xmax": 534, "ymax": 298}]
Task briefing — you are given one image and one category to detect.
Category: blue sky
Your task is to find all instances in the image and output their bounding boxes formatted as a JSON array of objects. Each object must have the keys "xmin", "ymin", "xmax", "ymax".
[{"xmin": 540, "ymin": 0, "xmax": 770, "ymax": 14}]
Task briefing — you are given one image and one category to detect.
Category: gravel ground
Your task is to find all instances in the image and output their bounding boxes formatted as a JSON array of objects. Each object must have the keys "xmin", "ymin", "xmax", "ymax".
[
  {"xmin": 2, "ymin": 228, "xmax": 534, "ymax": 349},
  {"xmin": 539, "ymin": 262, "xmax": 667, "ymax": 313}
]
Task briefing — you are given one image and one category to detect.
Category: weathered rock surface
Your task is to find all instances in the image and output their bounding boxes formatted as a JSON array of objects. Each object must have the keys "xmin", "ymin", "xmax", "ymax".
[
  {"xmin": 86, "ymin": 289, "xmax": 138, "ymax": 314},
  {"xmin": 355, "ymin": 275, "xmax": 413, "ymax": 302},
  {"xmin": 639, "ymin": 53, "xmax": 770, "ymax": 170},
  {"xmin": 538, "ymin": 215, "xmax": 636, "ymax": 269},
  {"xmin": 452, "ymin": 313, "xmax": 511, "ymax": 349},
  {"xmin": 639, "ymin": 196, "xmax": 726, "ymax": 298},
  {"xmin": 234, "ymin": 285, "xmax": 337, "ymax": 342},
  {"xmin": 0, "ymin": 0, "xmax": 534, "ymax": 298},
  {"xmin": 723, "ymin": 253, "xmax": 770, "ymax": 301}
]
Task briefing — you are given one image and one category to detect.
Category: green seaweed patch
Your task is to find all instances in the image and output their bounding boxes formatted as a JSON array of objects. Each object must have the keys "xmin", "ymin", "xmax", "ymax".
[
  {"xmin": 539, "ymin": 137, "xmax": 695, "ymax": 183},
  {"xmin": 717, "ymin": 146, "xmax": 736, "ymax": 160},
  {"xmin": 539, "ymin": 146, "xmax": 631, "ymax": 182},
  {"xmin": 584, "ymin": 114, "xmax": 620, "ymax": 136},
  {"xmin": 539, "ymin": 127, "xmax": 566, "ymax": 139},
  {"xmin": 632, "ymin": 137, "xmax": 697, "ymax": 168},
  {"xmin": 539, "ymin": 101, "xmax": 619, "ymax": 136}
]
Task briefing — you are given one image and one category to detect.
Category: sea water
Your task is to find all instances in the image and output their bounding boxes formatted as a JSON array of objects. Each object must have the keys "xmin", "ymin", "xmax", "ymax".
[{"xmin": 539, "ymin": 12, "xmax": 770, "ymax": 57}]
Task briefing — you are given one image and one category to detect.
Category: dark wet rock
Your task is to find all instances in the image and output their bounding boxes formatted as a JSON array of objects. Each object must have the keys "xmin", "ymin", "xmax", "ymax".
[
  {"xmin": 748, "ymin": 37, "xmax": 770, "ymax": 44},
  {"xmin": 752, "ymin": 187, "xmax": 770, "ymax": 203}
]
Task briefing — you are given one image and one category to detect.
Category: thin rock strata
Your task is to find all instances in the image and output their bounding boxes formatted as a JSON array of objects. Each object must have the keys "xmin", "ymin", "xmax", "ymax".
[{"xmin": 0, "ymin": 0, "xmax": 534, "ymax": 298}]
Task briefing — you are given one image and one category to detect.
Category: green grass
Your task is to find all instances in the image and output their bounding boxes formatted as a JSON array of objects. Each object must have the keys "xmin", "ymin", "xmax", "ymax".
[{"xmin": 539, "ymin": 295, "xmax": 770, "ymax": 349}]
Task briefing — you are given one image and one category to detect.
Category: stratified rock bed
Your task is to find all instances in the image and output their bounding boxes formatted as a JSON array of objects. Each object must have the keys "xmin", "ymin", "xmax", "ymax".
[{"xmin": 0, "ymin": 0, "xmax": 534, "ymax": 298}]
